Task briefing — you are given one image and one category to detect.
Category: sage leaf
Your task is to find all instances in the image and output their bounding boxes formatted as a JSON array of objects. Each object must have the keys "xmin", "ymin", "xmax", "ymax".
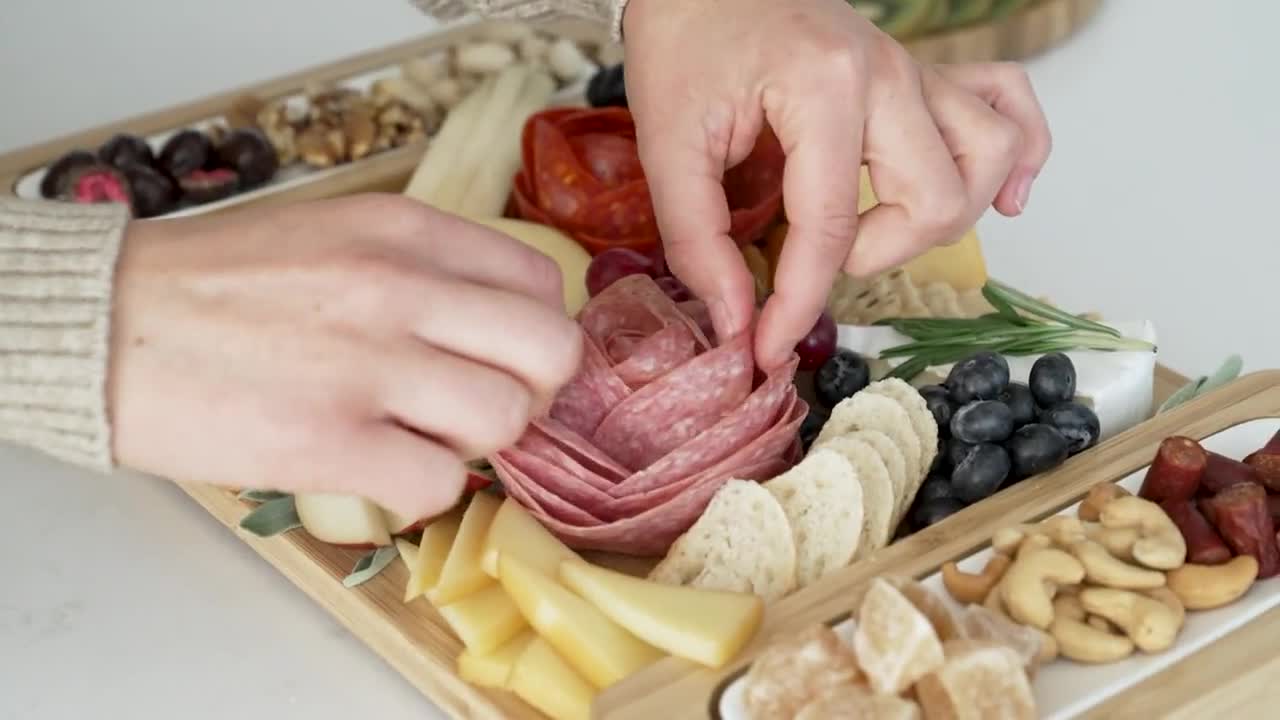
[
  {"xmin": 342, "ymin": 546, "xmax": 399, "ymax": 588},
  {"xmin": 237, "ymin": 489, "xmax": 289, "ymax": 503},
  {"xmin": 238, "ymin": 496, "xmax": 301, "ymax": 537},
  {"xmin": 1158, "ymin": 355, "xmax": 1243, "ymax": 414}
]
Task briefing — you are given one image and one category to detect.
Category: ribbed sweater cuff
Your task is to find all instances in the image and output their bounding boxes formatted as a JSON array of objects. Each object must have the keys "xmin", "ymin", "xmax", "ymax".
[{"xmin": 0, "ymin": 198, "xmax": 129, "ymax": 472}]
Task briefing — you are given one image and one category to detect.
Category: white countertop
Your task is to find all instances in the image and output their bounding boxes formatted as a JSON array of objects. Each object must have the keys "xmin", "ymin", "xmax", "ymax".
[{"xmin": 2, "ymin": 1, "xmax": 1278, "ymax": 718}]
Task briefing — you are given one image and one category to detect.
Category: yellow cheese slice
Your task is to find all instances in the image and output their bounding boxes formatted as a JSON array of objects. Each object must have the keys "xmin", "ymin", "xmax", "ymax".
[
  {"xmin": 457, "ymin": 630, "xmax": 536, "ymax": 689},
  {"xmin": 393, "ymin": 537, "xmax": 418, "ymax": 568},
  {"xmin": 480, "ymin": 497, "xmax": 580, "ymax": 579},
  {"xmin": 429, "ymin": 492, "xmax": 502, "ymax": 606},
  {"xmin": 405, "ymin": 509, "xmax": 463, "ymax": 603},
  {"xmin": 469, "ymin": 217, "xmax": 591, "ymax": 317},
  {"xmin": 507, "ymin": 637, "xmax": 595, "ymax": 720},
  {"xmin": 558, "ymin": 560, "xmax": 763, "ymax": 669},
  {"xmin": 438, "ymin": 581, "xmax": 528, "ymax": 654},
  {"xmin": 498, "ymin": 553, "xmax": 663, "ymax": 689}
]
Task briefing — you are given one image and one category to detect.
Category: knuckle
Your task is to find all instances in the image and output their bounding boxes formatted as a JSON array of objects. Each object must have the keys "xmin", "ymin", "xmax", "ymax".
[
  {"xmin": 477, "ymin": 378, "xmax": 533, "ymax": 453},
  {"xmin": 992, "ymin": 62, "xmax": 1032, "ymax": 91},
  {"xmin": 991, "ymin": 115, "xmax": 1024, "ymax": 164},
  {"xmin": 527, "ymin": 251, "xmax": 566, "ymax": 305},
  {"xmin": 916, "ymin": 191, "xmax": 969, "ymax": 238}
]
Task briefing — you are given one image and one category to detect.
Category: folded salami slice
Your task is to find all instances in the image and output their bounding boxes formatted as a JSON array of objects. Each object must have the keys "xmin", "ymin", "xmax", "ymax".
[{"xmin": 490, "ymin": 274, "xmax": 803, "ymax": 556}]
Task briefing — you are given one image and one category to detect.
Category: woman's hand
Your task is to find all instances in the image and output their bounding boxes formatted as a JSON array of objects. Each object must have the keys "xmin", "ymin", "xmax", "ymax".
[
  {"xmin": 622, "ymin": 0, "xmax": 1052, "ymax": 369},
  {"xmin": 108, "ymin": 194, "xmax": 583, "ymax": 519}
]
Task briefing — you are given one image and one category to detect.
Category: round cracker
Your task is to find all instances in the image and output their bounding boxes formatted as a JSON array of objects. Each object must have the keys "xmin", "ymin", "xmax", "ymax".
[
  {"xmin": 887, "ymin": 269, "xmax": 931, "ymax": 318},
  {"xmin": 815, "ymin": 391, "xmax": 923, "ymax": 489},
  {"xmin": 811, "ymin": 435, "xmax": 895, "ymax": 558},
  {"xmin": 764, "ymin": 449, "xmax": 864, "ymax": 587},
  {"xmin": 863, "ymin": 378, "xmax": 939, "ymax": 507},
  {"xmin": 848, "ymin": 429, "xmax": 908, "ymax": 527},
  {"xmin": 922, "ymin": 281, "xmax": 966, "ymax": 318}
]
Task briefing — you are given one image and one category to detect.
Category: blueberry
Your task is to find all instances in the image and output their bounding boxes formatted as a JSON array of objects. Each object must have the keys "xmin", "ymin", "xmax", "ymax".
[
  {"xmin": 918, "ymin": 384, "xmax": 955, "ymax": 435},
  {"xmin": 917, "ymin": 473, "xmax": 956, "ymax": 504},
  {"xmin": 945, "ymin": 351, "xmax": 1010, "ymax": 404},
  {"xmin": 951, "ymin": 400, "xmax": 1015, "ymax": 444},
  {"xmin": 948, "ymin": 438, "xmax": 977, "ymax": 469},
  {"xmin": 912, "ymin": 497, "xmax": 966, "ymax": 529},
  {"xmin": 951, "ymin": 443, "xmax": 1012, "ymax": 502},
  {"xmin": 814, "ymin": 349, "xmax": 871, "ymax": 409},
  {"xmin": 799, "ymin": 405, "xmax": 829, "ymax": 451},
  {"xmin": 1029, "ymin": 352, "xmax": 1077, "ymax": 407},
  {"xmin": 1005, "ymin": 423, "xmax": 1070, "ymax": 478},
  {"xmin": 1000, "ymin": 382, "xmax": 1037, "ymax": 428},
  {"xmin": 586, "ymin": 63, "xmax": 627, "ymax": 107},
  {"xmin": 1039, "ymin": 401, "xmax": 1101, "ymax": 454}
]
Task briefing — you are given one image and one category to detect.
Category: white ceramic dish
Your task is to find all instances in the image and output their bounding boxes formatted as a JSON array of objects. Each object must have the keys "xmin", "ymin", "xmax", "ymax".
[
  {"xmin": 718, "ymin": 416, "xmax": 1280, "ymax": 719},
  {"xmin": 13, "ymin": 61, "xmax": 593, "ymax": 219}
]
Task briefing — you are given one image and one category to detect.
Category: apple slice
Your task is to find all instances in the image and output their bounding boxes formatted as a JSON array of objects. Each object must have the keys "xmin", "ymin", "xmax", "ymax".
[
  {"xmin": 507, "ymin": 637, "xmax": 594, "ymax": 720},
  {"xmin": 438, "ymin": 582, "xmax": 528, "ymax": 654},
  {"xmin": 558, "ymin": 560, "xmax": 763, "ymax": 668},
  {"xmin": 381, "ymin": 506, "xmax": 430, "ymax": 536},
  {"xmin": 481, "ymin": 497, "xmax": 579, "ymax": 578},
  {"xmin": 295, "ymin": 493, "xmax": 391, "ymax": 548},
  {"xmin": 457, "ymin": 630, "xmax": 535, "ymax": 689},
  {"xmin": 405, "ymin": 510, "xmax": 463, "ymax": 603},
  {"xmin": 498, "ymin": 553, "xmax": 663, "ymax": 689},
  {"xmin": 428, "ymin": 492, "xmax": 502, "ymax": 606}
]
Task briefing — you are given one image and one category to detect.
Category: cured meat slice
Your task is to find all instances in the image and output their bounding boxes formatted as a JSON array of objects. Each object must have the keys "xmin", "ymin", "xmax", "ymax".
[
  {"xmin": 610, "ymin": 322, "xmax": 700, "ymax": 389},
  {"xmin": 609, "ymin": 356, "xmax": 799, "ymax": 496},
  {"xmin": 526, "ymin": 417, "xmax": 631, "ymax": 483},
  {"xmin": 518, "ymin": 457, "xmax": 791, "ymax": 556},
  {"xmin": 547, "ymin": 330, "xmax": 630, "ymax": 438},
  {"xmin": 579, "ymin": 274, "xmax": 711, "ymax": 353},
  {"xmin": 591, "ymin": 333, "xmax": 754, "ymax": 470},
  {"xmin": 490, "ymin": 453, "xmax": 606, "ymax": 527},
  {"xmin": 493, "ymin": 447, "xmax": 618, "ymax": 517}
]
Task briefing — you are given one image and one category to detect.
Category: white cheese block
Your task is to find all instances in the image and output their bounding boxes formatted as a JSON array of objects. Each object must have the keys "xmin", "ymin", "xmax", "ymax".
[{"xmin": 836, "ymin": 321, "xmax": 1159, "ymax": 441}]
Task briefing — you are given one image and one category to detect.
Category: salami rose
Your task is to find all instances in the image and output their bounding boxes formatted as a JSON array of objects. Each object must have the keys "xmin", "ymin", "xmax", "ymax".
[
  {"xmin": 489, "ymin": 274, "xmax": 805, "ymax": 556},
  {"xmin": 511, "ymin": 107, "xmax": 785, "ymax": 256}
]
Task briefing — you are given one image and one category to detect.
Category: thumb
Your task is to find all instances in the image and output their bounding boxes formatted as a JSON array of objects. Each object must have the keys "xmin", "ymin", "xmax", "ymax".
[{"xmin": 635, "ymin": 116, "xmax": 756, "ymax": 344}]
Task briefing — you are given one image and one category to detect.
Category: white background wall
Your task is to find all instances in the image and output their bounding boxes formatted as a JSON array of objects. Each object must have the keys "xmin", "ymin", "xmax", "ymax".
[{"xmin": 3, "ymin": 1, "xmax": 1279, "ymax": 719}]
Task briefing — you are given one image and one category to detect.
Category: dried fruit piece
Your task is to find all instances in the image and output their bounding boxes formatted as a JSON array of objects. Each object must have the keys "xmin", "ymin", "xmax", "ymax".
[
  {"xmin": 216, "ymin": 128, "xmax": 279, "ymax": 188},
  {"xmin": 40, "ymin": 150, "xmax": 98, "ymax": 199},
  {"xmin": 97, "ymin": 134, "xmax": 155, "ymax": 169},
  {"xmin": 120, "ymin": 163, "xmax": 179, "ymax": 217},
  {"xmin": 64, "ymin": 163, "xmax": 132, "ymax": 207},
  {"xmin": 158, "ymin": 129, "xmax": 212, "ymax": 178},
  {"xmin": 178, "ymin": 168, "xmax": 239, "ymax": 204}
]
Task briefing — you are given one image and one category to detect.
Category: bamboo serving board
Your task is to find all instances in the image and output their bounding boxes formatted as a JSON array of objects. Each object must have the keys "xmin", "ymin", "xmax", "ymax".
[
  {"xmin": 0, "ymin": 0, "xmax": 1101, "ymax": 213},
  {"xmin": 176, "ymin": 362, "xmax": 1201, "ymax": 719}
]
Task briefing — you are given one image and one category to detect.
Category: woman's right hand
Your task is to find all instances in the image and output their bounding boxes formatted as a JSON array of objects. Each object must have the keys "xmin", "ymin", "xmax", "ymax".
[{"xmin": 108, "ymin": 194, "xmax": 583, "ymax": 520}]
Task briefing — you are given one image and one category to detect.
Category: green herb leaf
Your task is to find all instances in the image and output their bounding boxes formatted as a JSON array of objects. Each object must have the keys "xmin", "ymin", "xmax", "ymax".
[
  {"xmin": 238, "ymin": 496, "xmax": 301, "ymax": 537},
  {"xmin": 342, "ymin": 546, "xmax": 399, "ymax": 588},
  {"xmin": 1158, "ymin": 355, "xmax": 1243, "ymax": 414},
  {"xmin": 237, "ymin": 489, "xmax": 289, "ymax": 503}
]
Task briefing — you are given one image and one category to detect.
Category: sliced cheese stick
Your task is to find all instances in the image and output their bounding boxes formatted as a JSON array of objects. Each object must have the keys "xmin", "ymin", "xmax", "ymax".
[{"xmin": 456, "ymin": 66, "xmax": 555, "ymax": 218}]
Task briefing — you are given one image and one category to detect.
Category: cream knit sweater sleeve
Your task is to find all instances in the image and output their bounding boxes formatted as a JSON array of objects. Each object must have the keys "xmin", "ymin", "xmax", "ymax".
[{"xmin": 0, "ymin": 0, "xmax": 623, "ymax": 473}]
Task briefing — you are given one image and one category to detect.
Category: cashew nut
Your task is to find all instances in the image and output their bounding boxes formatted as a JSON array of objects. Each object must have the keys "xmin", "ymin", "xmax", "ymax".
[
  {"xmin": 1052, "ymin": 594, "xmax": 1087, "ymax": 622},
  {"xmin": 1070, "ymin": 539, "xmax": 1167, "ymax": 589},
  {"xmin": 1039, "ymin": 516, "xmax": 1088, "ymax": 546},
  {"xmin": 992, "ymin": 517, "xmax": 1086, "ymax": 555},
  {"xmin": 942, "ymin": 553, "xmax": 1012, "ymax": 604},
  {"xmin": 1086, "ymin": 615, "xmax": 1114, "ymax": 633},
  {"xmin": 992, "ymin": 526, "xmax": 1029, "ymax": 555},
  {"xmin": 1079, "ymin": 587, "xmax": 1181, "ymax": 653},
  {"xmin": 1078, "ymin": 482, "xmax": 1132, "ymax": 522},
  {"xmin": 1016, "ymin": 533, "xmax": 1053, "ymax": 560},
  {"xmin": 1165, "ymin": 555, "xmax": 1259, "ymax": 610},
  {"xmin": 1145, "ymin": 586, "xmax": 1186, "ymax": 631},
  {"xmin": 983, "ymin": 581, "xmax": 1007, "ymax": 615},
  {"xmin": 1099, "ymin": 496, "xmax": 1187, "ymax": 570},
  {"xmin": 1051, "ymin": 616, "xmax": 1135, "ymax": 663},
  {"xmin": 1000, "ymin": 548, "xmax": 1086, "ymax": 629},
  {"xmin": 1084, "ymin": 522, "xmax": 1140, "ymax": 560},
  {"xmin": 1034, "ymin": 627, "xmax": 1059, "ymax": 664}
]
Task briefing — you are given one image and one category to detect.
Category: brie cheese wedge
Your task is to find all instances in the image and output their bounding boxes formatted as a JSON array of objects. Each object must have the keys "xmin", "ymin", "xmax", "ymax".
[{"xmin": 837, "ymin": 321, "xmax": 1159, "ymax": 441}]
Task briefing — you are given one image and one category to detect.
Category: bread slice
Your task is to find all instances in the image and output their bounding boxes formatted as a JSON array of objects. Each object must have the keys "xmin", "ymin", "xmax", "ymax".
[
  {"xmin": 864, "ymin": 377, "xmax": 939, "ymax": 504},
  {"xmin": 816, "ymin": 390, "xmax": 924, "ymax": 493},
  {"xmin": 796, "ymin": 684, "xmax": 922, "ymax": 720},
  {"xmin": 648, "ymin": 479, "xmax": 796, "ymax": 602},
  {"xmin": 811, "ymin": 435, "xmax": 895, "ymax": 558},
  {"xmin": 848, "ymin": 428, "xmax": 909, "ymax": 526},
  {"xmin": 764, "ymin": 448, "xmax": 864, "ymax": 588},
  {"xmin": 854, "ymin": 578, "xmax": 945, "ymax": 695},
  {"xmin": 915, "ymin": 640, "xmax": 1036, "ymax": 720}
]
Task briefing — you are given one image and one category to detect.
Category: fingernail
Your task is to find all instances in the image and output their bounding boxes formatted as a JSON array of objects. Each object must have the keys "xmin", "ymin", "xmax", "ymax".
[{"xmin": 1014, "ymin": 173, "xmax": 1033, "ymax": 213}]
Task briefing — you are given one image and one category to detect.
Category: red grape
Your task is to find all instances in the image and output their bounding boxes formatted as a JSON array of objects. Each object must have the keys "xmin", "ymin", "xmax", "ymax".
[
  {"xmin": 585, "ymin": 248, "xmax": 659, "ymax": 296},
  {"xmin": 647, "ymin": 243, "xmax": 669, "ymax": 277},
  {"xmin": 795, "ymin": 310, "xmax": 837, "ymax": 371},
  {"xmin": 656, "ymin": 275, "xmax": 692, "ymax": 302}
]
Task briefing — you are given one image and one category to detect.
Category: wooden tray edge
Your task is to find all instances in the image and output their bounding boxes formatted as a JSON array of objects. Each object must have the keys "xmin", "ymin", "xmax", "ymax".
[
  {"xmin": 596, "ymin": 369, "xmax": 1280, "ymax": 720},
  {"xmin": 904, "ymin": 0, "xmax": 1104, "ymax": 64}
]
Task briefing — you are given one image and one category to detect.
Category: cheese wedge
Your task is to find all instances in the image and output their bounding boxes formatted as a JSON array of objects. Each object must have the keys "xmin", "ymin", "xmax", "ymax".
[
  {"xmin": 457, "ymin": 630, "xmax": 536, "ymax": 689},
  {"xmin": 507, "ymin": 637, "xmax": 595, "ymax": 720},
  {"xmin": 393, "ymin": 538, "xmax": 418, "ymax": 568},
  {"xmin": 481, "ymin": 497, "xmax": 579, "ymax": 579},
  {"xmin": 498, "ymin": 553, "xmax": 663, "ymax": 688},
  {"xmin": 437, "ymin": 582, "xmax": 528, "ymax": 654},
  {"xmin": 429, "ymin": 492, "xmax": 502, "ymax": 605},
  {"xmin": 405, "ymin": 510, "xmax": 463, "ymax": 603},
  {"xmin": 559, "ymin": 560, "xmax": 763, "ymax": 668}
]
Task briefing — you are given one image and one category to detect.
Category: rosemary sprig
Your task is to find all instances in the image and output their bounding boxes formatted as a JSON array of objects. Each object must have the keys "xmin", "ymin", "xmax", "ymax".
[{"xmin": 878, "ymin": 282, "xmax": 1155, "ymax": 381}]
